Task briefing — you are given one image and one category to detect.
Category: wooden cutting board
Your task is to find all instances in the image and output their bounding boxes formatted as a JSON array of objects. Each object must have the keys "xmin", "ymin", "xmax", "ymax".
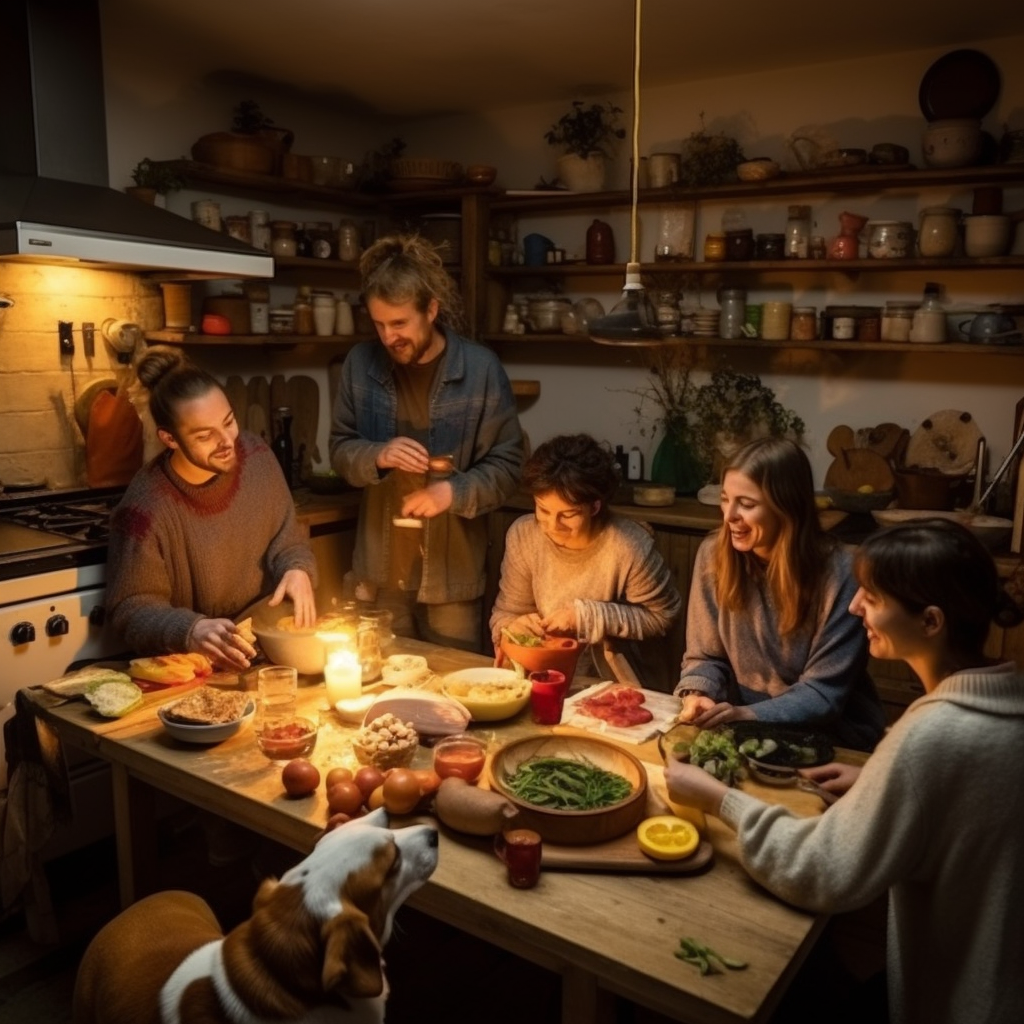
[
  {"xmin": 904, "ymin": 409, "xmax": 982, "ymax": 474},
  {"xmin": 223, "ymin": 375, "xmax": 248, "ymax": 427},
  {"xmin": 823, "ymin": 424, "xmax": 895, "ymax": 491},
  {"xmin": 542, "ymin": 834, "xmax": 713, "ymax": 873},
  {"xmin": 270, "ymin": 373, "xmax": 288, "ymax": 412},
  {"xmin": 247, "ymin": 375, "xmax": 270, "ymax": 441},
  {"xmin": 288, "ymin": 375, "xmax": 320, "ymax": 479}
]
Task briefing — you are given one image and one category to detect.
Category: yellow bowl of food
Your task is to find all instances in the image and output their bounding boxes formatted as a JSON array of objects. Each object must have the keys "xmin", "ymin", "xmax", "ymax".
[{"xmin": 441, "ymin": 668, "xmax": 530, "ymax": 722}]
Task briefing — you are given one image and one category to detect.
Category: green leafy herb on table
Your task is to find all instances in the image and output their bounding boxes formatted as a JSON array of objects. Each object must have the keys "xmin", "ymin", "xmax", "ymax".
[
  {"xmin": 675, "ymin": 729, "xmax": 745, "ymax": 786},
  {"xmin": 675, "ymin": 937, "xmax": 748, "ymax": 975},
  {"xmin": 501, "ymin": 628, "xmax": 543, "ymax": 647},
  {"xmin": 503, "ymin": 757, "xmax": 632, "ymax": 811}
]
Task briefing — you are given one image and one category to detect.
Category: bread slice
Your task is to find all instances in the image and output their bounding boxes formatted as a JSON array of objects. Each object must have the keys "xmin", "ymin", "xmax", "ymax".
[
  {"xmin": 42, "ymin": 666, "xmax": 133, "ymax": 698},
  {"xmin": 163, "ymin": 686, "xmax": 251, "ymax": 725},
  {"xmin": 85, "ymin": 679, "xmax": 144, "ymax": 718}
]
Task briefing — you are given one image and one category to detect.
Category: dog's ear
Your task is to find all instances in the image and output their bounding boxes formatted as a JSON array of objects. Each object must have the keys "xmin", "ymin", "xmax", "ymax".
[
  {"xmin": 360, "ymin": 805, "xmax": 390, "ymax": 829},
  {"xmin": 321, "ymin": 904, "xmax": 385, "ymax": 998}
]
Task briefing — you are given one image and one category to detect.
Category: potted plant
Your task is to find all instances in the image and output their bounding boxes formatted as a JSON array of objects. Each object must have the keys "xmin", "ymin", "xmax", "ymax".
[
  {"xmin": 125, "ymin": 158, "xmax": 183, "ymax": 204},
  {"xmin": 545, "ymin": 100, "xmax": 625, "ymax": 192},
  {"xmin": 191, "ymin": 100, "xmax": 293, "ymax": 176},
  {"xmin": 628, "ymin": 350, "xmax": 804, "ymax": 493}
]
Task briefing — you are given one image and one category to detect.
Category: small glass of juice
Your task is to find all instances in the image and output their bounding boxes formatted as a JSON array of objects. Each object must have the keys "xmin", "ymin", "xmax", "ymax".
[{"xmin": 433, "ymin": 734, "xmax": 488, "ymax": 783}]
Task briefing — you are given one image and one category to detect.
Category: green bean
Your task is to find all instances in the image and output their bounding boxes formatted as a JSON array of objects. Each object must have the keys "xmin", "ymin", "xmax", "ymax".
[
  {"xmin": 503, "ymin": 756, "xmax": 633, "ymax": 810},
  {"xmin": 675, "ymin": 937, "xmax": 747, "ymax": 975}
]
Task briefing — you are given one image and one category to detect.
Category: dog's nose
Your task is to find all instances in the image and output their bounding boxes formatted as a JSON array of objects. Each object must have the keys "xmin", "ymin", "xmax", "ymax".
[{"xmin": 427, "ymin": 829, "xmax": 439, "ymax": 848}]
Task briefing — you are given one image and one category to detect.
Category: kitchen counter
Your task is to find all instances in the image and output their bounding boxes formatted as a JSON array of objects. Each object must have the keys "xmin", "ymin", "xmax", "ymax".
[{"xmin": 291, "ymin": 487, "xmax": 361, "ymax": 529}]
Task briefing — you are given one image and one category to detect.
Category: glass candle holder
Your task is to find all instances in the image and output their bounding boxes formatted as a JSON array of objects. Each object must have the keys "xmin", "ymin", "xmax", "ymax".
[{"xmin": 323, "ymin": 645, "xmax": 362, "ymax": 706}]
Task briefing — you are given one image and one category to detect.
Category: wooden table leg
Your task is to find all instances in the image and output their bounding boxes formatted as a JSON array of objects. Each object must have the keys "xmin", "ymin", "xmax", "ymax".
[
  {"xmin": 110, "ymin": 764, "xmax": 158, "ymax": 907},
  {"xmin": 562, "ymin": 965, "xmax": 616, "ymax": 1024}
]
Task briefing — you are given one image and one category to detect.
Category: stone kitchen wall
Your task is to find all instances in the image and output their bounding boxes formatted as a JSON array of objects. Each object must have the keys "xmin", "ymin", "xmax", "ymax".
[{"xmin": 0, "ymin": 262, "xmax": 162, "ymax": 490}]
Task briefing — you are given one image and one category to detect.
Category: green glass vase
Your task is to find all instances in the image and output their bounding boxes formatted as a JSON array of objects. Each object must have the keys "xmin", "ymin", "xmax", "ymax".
[{"xmin": 650, "ymin": 432, "xmax": 704, "ymax": 496}]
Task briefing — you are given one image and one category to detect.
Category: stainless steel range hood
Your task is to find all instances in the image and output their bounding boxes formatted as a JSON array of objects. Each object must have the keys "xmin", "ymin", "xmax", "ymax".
[{"xmin": 0, "ymin": 0, "xmax": 271, "ymax": 278}]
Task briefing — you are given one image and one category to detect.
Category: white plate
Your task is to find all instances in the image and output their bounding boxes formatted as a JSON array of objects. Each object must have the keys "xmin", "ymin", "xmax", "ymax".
[{"xmin": 158, "ymin": 701, "xmax": 255, "ymax": 744}]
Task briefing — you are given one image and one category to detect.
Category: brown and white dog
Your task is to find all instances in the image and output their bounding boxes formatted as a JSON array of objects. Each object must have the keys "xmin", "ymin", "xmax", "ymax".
[{"xmin": 73, "ymin": 809, "xmax": 438, "ymax": 1024}]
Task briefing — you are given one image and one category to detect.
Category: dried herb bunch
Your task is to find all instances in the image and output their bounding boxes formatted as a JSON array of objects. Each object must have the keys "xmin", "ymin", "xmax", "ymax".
[{"xmin": 679, "ymin": 113, "xmax": 745, "ymax": 187}]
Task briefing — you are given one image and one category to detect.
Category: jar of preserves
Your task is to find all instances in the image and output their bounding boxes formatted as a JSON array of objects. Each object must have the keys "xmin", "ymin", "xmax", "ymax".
[
  {"xmin": 857, "ymin": 310, "xmax": 882, "ymax": 341},
  {"xmin": 917, "ymin": 206, "xmax": 959, "ymax": 257},
  {"xmin": 881, "ymin": 302, "xmax": 918, "ymax": 342},
  {"xmin": 269, "ymin": 308, "xmax": 295, "ymax": 335},
  {"xmin": 761, "ymin": 301, "xmax": 792, "ymax": 341},
  {"xmin": 270, "ymin": 221, "xmax": 297, "ymax": 257},
  {"xmin": 742, "ymin": 303, "xmax": 763, "ymax": 338},
  {"xmin": 703, "ymin": 233, "xmax": 727, "ymax": 262},
  {"xmin": 718, "ymin": 288, "xmax": 746, "ymax": 339},
  {"xmin": 790, "ymin": 306, "xmax": 817, "ymax": 341},
  {"xmin": 784, "ymin": 205, "xmax": 812, "ymax": 258},
  {"xmin": 293, "ymin": 286, "xmax": 314, "ymax": 336}
]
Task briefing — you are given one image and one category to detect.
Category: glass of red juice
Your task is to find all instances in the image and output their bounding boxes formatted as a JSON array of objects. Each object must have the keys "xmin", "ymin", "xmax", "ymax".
[
  {"xmin": 432, "ymin": 734, "xmax": 487, "ymax": 782},
  {"xmin": 529, "ymin": 670, "xmax": 568, "ymax": 725},
  {"xmin": 494, "ymin": 828, "xmax": 542, "ymax": 888}
]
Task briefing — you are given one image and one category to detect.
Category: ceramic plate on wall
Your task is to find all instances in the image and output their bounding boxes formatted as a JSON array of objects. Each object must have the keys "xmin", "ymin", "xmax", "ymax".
[{"xmin": 918, "ymin": 49, "xmax": 1000, "ymax": 122}]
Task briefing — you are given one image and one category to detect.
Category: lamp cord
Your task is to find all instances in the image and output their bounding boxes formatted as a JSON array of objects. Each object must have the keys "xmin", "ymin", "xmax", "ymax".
[{"xmin": 629, "ymin": 0, "xmax": 642, "ymax": 266}]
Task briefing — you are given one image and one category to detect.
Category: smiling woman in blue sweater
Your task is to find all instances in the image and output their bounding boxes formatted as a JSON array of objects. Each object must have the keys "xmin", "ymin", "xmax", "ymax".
[{"xmin": 675, "ymin": 436, "xmax": 885, "ymax": 750}]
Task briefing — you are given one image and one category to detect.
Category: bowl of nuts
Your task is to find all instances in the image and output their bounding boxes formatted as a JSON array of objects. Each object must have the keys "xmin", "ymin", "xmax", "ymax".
[{"xmin": 352, "ymin": 712, "xmax": 419, "ymax": 770}]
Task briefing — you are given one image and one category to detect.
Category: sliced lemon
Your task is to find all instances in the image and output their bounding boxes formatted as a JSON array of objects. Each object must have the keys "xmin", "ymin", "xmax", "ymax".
[
  {"xmin": 857, "ymin": 484, "xmax": 875, "ymax": 494},
  {"xmin": 636, "ymin": 815, "xmax": 701, "ymax": 861}
]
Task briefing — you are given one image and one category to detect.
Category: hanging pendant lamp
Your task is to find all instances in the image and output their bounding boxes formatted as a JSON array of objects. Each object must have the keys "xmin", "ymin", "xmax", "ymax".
[{"xmin": 589, "ymin": 0, "xmax": 669, "ymax": 347}]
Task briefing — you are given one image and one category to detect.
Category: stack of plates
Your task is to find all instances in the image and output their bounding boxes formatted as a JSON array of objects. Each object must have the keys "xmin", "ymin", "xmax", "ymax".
[{"xmin": 692, "ymin": 309, "xmax": 721, "ymax": 337}]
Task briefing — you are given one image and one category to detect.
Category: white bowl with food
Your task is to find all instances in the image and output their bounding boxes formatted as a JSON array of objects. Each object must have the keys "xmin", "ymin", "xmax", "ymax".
[
  {"xmin": 381, "ymin": 653, "xmax": 430, "ymax": 687},
  {"xmin": 158, "ymin": 688, "xmax": 256, "ymax": 744},
  {"xmin": 247, "ymin": 597, "xmax": 361, "ymax": 676},
  {"xmin": 441, "ymin": 667, "xmax": 531, "ymax": 722}
]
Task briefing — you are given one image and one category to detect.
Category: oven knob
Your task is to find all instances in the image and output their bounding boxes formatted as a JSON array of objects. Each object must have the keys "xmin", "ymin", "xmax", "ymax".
[
  {"xmin": 46, "ymin": 614, "xmax": 70, "ymax": 637},
  {"xmin": 10, "ymin": 621, "xmax": 36, "ymax": 646},
  {"xmin": 89, "ymin": 605, "xmax": 106, "ymax": 627}
]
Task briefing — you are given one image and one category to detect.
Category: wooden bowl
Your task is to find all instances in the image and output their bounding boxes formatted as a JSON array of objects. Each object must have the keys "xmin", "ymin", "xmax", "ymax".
[
  {"xmin": 489, "ymin": 735, "xmax": 648, "ymax": 845},
  {"xmin": 465, "ymin": 164, "xmax": 497, "ymax": 186}
]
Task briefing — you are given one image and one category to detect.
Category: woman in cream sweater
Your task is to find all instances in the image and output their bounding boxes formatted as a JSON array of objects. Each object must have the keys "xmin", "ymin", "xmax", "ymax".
[{"xmin": 667, "ymin": 518, "xmax": 1024, "ymax": 1024}]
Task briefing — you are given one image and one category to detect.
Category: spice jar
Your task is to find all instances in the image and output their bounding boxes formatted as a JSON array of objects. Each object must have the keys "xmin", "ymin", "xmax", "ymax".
[
  {"xmin": 718, "ymin": 288, "xmax": 747, "ymax": 339},
  {"xmin": 337, "ymin": 220, "xmax": 361, "ymax": 263},
  {"xmin": 784, "ymin": 205, "xmax": 812, "ymax": 258},
  {"xmin": 270, "ymin": 221, "xmax": 298, "ymax": 257},
  {"xmin": 312, "ymin": 292, "xmax": 336, "ymax": 336},
  {"xmin": 857, "ymin": 309, "xmax": 882, "ymax": 341},
  {"xmin": 269, "ymin": 308, "xmax": 295, "ymax": 335},
  {"xmin": 790, "ymin": 306, "xmax": 817, "ymax": 341},
  {"xmin": 917, "ymin": 206, "xmax": 959, "ymax": 257},
  {"xmin": 293, "ymin": 286, "xmax": 314, "ymax": 336},
  {"xmin": 703, "ymin": 233, "xmax": 727, "ymax": 262}
]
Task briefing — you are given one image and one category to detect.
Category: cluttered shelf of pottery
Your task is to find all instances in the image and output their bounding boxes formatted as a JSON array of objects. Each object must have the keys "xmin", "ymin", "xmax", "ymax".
[
  {"xmin": 273, "ymin": 255, "xmax": 361, "ymax": 273},
  {"xmin": 154, "ymin": 160, "xmax": 377, "ymax": 207},
  {"xmin": 482, "ymin": 333, "xmax": 1023, "ymax": 356},
  {"xmin": 488, "ymin": 256, "xmax": 1024, "ymax": 279},
  {"xmin": 144, "ymin": 330, "xmax": 367, "ymax": 347},
  {"xmin": 490, "ymin": 165, "xmax": 1024, "ymax": 213}
]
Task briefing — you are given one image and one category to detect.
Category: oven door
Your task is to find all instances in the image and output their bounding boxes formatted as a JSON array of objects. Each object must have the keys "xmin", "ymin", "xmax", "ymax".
[{"xmin": 1, "ymin": 582, "xmax": 116, "ymax": 788}]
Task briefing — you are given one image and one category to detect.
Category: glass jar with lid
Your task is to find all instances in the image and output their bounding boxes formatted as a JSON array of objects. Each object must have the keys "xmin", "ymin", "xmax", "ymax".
[
  {"xmin": 337, "ymin": 219, "xmax": 361, "ymax": 262},
  {"xmin": 784, "ymin": 205, "xmax": 812, "ymax": 258},
  {"xmin": 790, "ymin": 306, "xmax": 817, "ymax": 341},
  {"xmin": 703, "ymin": 233, "xmax": 727, "ymax": 262},
  {"xmin": 917, "ymin": 206, "xmax": 959, "ymax": 258},
  {"xmin": 881, "ymin": 302, "xmax": 918, "ymax": 342},
  {"xmin": 270, "ymin": 220, "xmax": 297, "ymax": 257}
]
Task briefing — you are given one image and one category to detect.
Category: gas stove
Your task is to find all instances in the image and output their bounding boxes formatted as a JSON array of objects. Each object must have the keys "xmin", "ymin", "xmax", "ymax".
[{"xmin": 0, "ymin": 486, "xmax": 124, "ymax": 582}]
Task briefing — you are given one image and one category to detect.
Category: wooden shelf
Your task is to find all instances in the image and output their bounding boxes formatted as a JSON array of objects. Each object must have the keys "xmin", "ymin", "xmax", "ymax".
[
  {"xmin": 510, "ymin": 379, "xmax": 541, "ymax": 397},
  {"xmin": 481, "ymin": 333, "xmax": 1024, "ymax": 355},
  {"xmin": 489, "ymin": 164, "xmax": 1024, "ymax": 213},
  {"xmin": 487, "ymin": 255, "xmax": 1024, "ymax": 278},
  {"xmin": 145, "ymin": 329, "xmax": 366, "ymax": 347}
]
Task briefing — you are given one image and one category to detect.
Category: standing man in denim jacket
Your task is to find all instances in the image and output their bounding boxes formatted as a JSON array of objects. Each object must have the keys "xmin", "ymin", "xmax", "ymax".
[{"xmin": 329, "ymin": 234, "xmax": 524, "ymax": 652}]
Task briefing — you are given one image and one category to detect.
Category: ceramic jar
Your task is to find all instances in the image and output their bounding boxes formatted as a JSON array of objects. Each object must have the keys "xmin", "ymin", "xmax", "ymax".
[
  {"xmin": 881, "ymin": 302, "xmax": 918, "ymax": 342},
  {"xmin": 828, "ymin": 212, "xmax": 868, "ymax": 260},
  {"xmin": 270, "ymin": 221, "xmax": 298, "ymax": 257},
  {"xmin": 921, "ymin": 119, "xmax": 982, "ymax": 169},
  {"xmin": 718, "ymin": 288, "xmax": 746, "ymax": 339},
  {"xmin": 703, "ymin": 233, "xmax": 727, "ymax": 262},
  {"xmin": 586, "ymin": 219, "xmax": 615, "ymax": 264},
  {"xmin": 918, "ymin": 207, "xmax": 959, "ymax": 257},
  {"xmin": 866, "ymin": 221, "xmax": 913, "ymax": 259},
  {"xmin": 963, "ymin": 214, "xmax": 1013, "ymax": 257}
]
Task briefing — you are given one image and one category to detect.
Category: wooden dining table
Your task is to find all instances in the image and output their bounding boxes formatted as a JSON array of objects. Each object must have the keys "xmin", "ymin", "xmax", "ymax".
[{"xmin": 24, "ymin": 639, "xmax": 861, "ymax": 1024}]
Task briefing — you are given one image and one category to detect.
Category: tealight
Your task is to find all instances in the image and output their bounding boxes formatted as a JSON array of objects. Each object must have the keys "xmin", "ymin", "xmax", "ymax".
[{"xmin": 324, "ymin": 649, "xmax": 361, "ymax": 706}]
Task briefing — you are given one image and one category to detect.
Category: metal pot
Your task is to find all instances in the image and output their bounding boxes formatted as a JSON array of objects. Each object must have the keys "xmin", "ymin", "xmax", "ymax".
[{"xmin": 526, "ymin": 298, "xmax": 572, "ymax": 333}]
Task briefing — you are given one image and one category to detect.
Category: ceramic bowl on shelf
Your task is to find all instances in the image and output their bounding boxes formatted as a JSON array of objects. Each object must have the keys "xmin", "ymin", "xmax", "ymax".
[
  {"xmin": 735, "ymin": 158, "xmax": 780, "ymax": 182},
  {"xmin": 921, "ymin": 118, "xmax": 982, "ymax": 169},
  {"xmin": 465, "ymin": 164, "xmax": 497, "ymax": 186}
]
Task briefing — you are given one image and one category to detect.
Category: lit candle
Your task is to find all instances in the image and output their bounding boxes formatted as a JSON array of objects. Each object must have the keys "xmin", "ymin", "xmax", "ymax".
[{"xmin": 324, "ymin": 649, "xmax": 361, "ymax": 705}]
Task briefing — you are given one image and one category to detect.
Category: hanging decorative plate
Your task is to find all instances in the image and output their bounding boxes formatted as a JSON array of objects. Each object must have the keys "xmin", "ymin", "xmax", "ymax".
[{"xmin": 918, "ymin": 49, "xmax": 1001, "ymax": 122}]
